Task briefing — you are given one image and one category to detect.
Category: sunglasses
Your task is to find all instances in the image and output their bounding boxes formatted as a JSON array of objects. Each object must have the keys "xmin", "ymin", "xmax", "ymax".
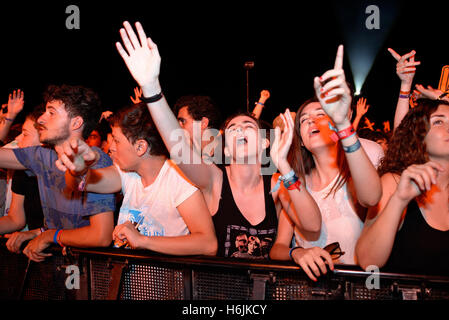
[{"xmin": 323, "ymin": 242, "xmax": 345, "ymax": 260}]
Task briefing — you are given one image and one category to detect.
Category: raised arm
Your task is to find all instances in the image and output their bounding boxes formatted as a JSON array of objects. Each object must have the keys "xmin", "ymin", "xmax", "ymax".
[
  {"xmin": 388, "ymin": 48, "xmax": 421, "ymax": 130},
  {"xmin": 251, "ymin": 90, "xmax": 270, "ymax": 119},
  {"xmin": 270, "ymin": 109, "xmax": 321, "ymax": 234},
  {"xmin": 0, "ymin": 90, "xmax": 24, "ymax": 143},
  {"xmin": 314, "ymin": 45, "xmax": 381, "ymax": 207},
  {"xmin": 115, "ymin": 21, "xmax": 216, "ymax": 190},
  {"xmin": 352, "ymin": 97, "xmax": 370, "ymax": 131},
  {"xmin": 55, "ymin": 138, "xmax": 121, "ymax": 194}
]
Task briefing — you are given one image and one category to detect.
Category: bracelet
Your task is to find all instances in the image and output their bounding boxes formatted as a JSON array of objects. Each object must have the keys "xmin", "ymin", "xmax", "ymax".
[
  {"xmin": 4, "ymin": 117, "xmax": 14, "ymax": 122},
  {"xmin": 78, "ymin": 171, "xmax": 89, "ymax": 191},
  {"xmin": 270, "ymin": 169, "xmax": 297, "ymax": 193},
  {"xmin": 400, "ymin": 90, "xmax": 410, "ymax": 95},
  {"xmin": 56, "ymin": 230, "xmax": 64, "ymax": 247},
  {"xmin": 289, "ymin": 246, "xmax": 302, "ymax": 260},
  {"xmin": 255, "ymin": 102, "xmax": 264, "ymax": 107},
  {"xmin": 342, "ymin": 139, "xmax": 362, "ymax": 153},
  {"xmin": 336, "ymin": 125, "xmax": 355, "ymax": 140},
  {"xmin": 53, "ymin": 229, "xmax": 62, "ymax": 244},
  {"xmin": 141, "ymin": 92, "xmax": 163, "ymax": 103},
  {"xmin": 399, "ymin": 94, "xmax": 410, "ymax": 99}
]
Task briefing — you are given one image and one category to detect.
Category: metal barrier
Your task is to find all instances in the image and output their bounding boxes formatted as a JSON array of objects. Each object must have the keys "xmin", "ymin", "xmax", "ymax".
[{"xmin": 1, "ymin": 238, "xmax": 449, "ymax": 300}]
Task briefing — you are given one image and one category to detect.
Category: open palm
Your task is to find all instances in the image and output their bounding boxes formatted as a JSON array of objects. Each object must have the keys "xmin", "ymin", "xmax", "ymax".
[{"xmin": 116, "ymin": 21, "xmax": 161, "ymax": 89}]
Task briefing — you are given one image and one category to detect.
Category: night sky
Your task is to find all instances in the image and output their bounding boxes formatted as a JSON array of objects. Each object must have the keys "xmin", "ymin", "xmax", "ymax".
[{"xmin": 0, "ymin": 0, "xmax": 447, "ymax": 129}]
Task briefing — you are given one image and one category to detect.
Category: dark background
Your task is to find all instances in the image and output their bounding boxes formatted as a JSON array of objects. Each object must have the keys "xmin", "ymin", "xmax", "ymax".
[{"xmin": 0, "ymin": 0, "xmax": 447, "ymax": 129}]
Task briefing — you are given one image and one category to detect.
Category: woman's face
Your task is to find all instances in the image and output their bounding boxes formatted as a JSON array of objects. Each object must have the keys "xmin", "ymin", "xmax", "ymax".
[
  {"xmin": 224, "ymin": 115, "xmax": 266, "ymax": 163},
  {"xmin": 424, "ymin": 104, "xmax": 449, "ymax": 160},
  {"xmin": 298, "ymin": 102, "xmax": 336, "ymax": 152}
]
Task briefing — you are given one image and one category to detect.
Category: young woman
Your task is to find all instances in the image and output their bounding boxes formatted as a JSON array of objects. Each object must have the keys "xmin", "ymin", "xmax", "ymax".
[
  {"xmin": 356, "ymin": 99, "xmax": 449, "ymax": 276},
  {"xmin": 114, "ymin": 21, "xmax": 322, "ymax": 259},
  {"xmin": 270, "ymin": 45, "xmax": 382, "ymax": 281}
]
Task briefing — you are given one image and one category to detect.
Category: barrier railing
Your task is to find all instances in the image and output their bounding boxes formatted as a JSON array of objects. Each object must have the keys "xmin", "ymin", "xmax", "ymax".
[{"xmin": 1, "ymin": 238, "xmax": 449, "ymax": 300}]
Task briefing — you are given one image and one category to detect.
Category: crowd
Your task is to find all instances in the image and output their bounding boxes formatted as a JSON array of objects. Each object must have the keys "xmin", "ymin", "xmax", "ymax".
[{"xmin": 1, "ymin": 21, "xmax": 448, "ymax": 280}]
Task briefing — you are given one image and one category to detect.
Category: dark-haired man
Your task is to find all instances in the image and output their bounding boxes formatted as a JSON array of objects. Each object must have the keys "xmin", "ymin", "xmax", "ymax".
[
  {"xmin": 0, "ymin": 84, "xmax": 116, "ymax": 262},
  {"xmin": 173, "ymin": 95, "xmax": 221, "ymax": 160}
]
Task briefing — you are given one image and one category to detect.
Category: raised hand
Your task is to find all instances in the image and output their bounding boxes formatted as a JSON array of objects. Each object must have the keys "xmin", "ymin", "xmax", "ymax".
[
  {"xmin": 356, "ymin": 97, "xmax": 370, "ymax": 118},
  {"xmin": 130, "ymin": 86, "xmax": 143, "ymax": 104},
  {"xmin": 116, "ymin": 21, "xmax": 161, "ymax": 95},
  {"xmin": 54, "ymin": 138, "xmax": 98, "ymax": 174},
  {"xmin": 270, "ymin": 109, "xmax": 294, "ymax": 175},
  {"xmin": 314, "ymin": 45, "xmax": 352, "ymax": 128},
  {"xmin": 259, "ymin": 90, "xmax": 270, "ymax": 103},
  {"xmin": 394, "ymin": 162, "xmax": 445, "ymax": 203},
  {"xmin": 7, "ymin": 89, "xmax": 25, "ymax": 118},
  {"xmin": 388, "ymin": 48, "xmax": 421, "ymax": 85},
  {"xmin": 414, "ymin": 84, "xmax": 447, "ymax": 101}
]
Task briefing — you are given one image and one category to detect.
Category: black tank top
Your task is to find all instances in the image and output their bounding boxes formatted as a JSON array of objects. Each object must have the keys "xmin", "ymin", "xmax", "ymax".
[
  {"xmin": 383, "ymin": 199, "xmax": 449, "ymax": 276},
  {"xmin": 213, "ymin": 166, "xmax": 278, "ymax": 259}
]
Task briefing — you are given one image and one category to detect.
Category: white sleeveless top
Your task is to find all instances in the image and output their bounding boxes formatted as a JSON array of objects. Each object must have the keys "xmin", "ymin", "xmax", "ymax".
[{"xmin": 293, "ymin": 174, "xmax": 363, "ymax": 265}]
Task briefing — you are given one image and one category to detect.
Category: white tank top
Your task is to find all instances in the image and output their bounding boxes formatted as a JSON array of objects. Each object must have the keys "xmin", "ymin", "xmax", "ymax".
[{"xmin": 294, "ymin": 174, "xmax": 363, "ymax": 265}]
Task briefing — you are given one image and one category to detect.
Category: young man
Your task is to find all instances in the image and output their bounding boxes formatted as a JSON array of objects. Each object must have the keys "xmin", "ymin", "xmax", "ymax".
[
  {"xmin": 173, "ymin": 95, "xmax": 222, "ymax": 161},
  {"xmin": 0, "ymin": 84, "xmax": 116, "ymax": 262},
  {"xmin": 56, "ymin": 102, "xmax": 217, "ymax": 256}
]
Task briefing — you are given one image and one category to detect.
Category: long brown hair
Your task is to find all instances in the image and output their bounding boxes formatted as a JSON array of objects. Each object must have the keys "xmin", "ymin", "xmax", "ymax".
[
  {"xmin": 378, "ymin": 99, "xmax": 449, "ymax": 176},
  {"xmin": 287, "ymin": 97, "xmax": 350, "ymax": 197}
]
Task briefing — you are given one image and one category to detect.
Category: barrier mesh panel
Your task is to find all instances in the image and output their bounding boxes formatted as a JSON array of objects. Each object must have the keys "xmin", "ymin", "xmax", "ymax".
[
  {"xmin": 22, "ymin": 256, "xmax": 67, "ymax": 300},
  {"xmin": 90, "ymin": 258, "xmax": 185, "ymax": 300},
  {"xmin": 120, "ymin": 264, "xmax": 185, "ymax": 300},
  {"xmin": 90, "ymin": 258, "xmax": 111, "ymax": 300},
  {"xmin": 192, "ymin": 269, "xmax": 252, "ymax": 300},
  {"xmin": 0, "ymin": 246, "xmax": 29, "ymax": 299}
]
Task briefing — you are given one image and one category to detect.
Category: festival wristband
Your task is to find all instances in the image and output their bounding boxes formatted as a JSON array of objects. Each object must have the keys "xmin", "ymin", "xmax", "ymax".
[
  {"xmin": 342, "ymin": 139, "xmax": 362, "ymax": 153},
  {"xmin": 53, "ymin": 229, "xmax": 62, "ymax": 244},
  {"xmin": 336, "ymin": 125, "xmax": 355, "ymax": 140},
  {"xmin": 141, "ymin": 92, "xmax": 163, "ymax": 104}
]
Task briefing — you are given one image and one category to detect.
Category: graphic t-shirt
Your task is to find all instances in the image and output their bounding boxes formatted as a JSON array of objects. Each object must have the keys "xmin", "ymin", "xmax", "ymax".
[
  {"xmin": 212, "ymin": 166, "xmax": 278, "ymax": 259},
  {"xmin": 115, "ymin": 160, "xmax": 198, "ymax": 238}
]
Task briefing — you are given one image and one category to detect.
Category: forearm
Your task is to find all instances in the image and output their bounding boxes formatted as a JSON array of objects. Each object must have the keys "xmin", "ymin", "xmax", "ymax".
[
  {"xmin": 138, "ymin": 232, "xmax": 217, "ymax": 256},
  {"xmin": 269, "ymin": 242, "xmax": 291, "ymax": 261},
  {"xmin": 0, "ymin": 116, "xmax": 15, "ymax": 143},
  {"xmin": 338, "ymin": 126, "xmax": 382, "ymax": 207},
  {"xmin": 286, "ymin": 188, "xmax": 321, "ymax": 235},
  {"xmin": 352, "ymin": 115, "xmax": 362, "ymax": 131},
  {"xmin": 393, "ymin": 82, "xmax": 413, "ymax": 130},
  {"xmin": 356, "ymin": 194, "xmax": 408, "ymax": 269},
  {"xmin": 0, "ymin": 215, "xmax": 25, "ymax": 234},
  {"xmin": 46, "ymin": 221, "xmax": 114, "ymax": 248},
  {"xmin": 251, "ymin": 103, "xmax": 264, "ymax": 119}
]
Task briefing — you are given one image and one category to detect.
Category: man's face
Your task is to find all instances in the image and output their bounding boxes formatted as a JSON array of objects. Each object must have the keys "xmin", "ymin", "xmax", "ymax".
[
  {"xmin": 86, "ymin": 130, "xmax": 102, "ymax": 148},
  {"xmin": 36, "ymin": 100, "xmax": 71, "ymax": 146},
  {"xmin": 177, "ymin": 106, "xmax": 196, "ymax": 141},
  {"xmin": 16, "ymin": 118, "xmax": 41, "ymax": 148},
  {"xmin": 108, "ymin": 125, "xmax": 139, "ymax": 171}
]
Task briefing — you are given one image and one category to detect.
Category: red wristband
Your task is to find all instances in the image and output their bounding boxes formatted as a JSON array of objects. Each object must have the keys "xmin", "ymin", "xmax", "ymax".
[
  {"xmin": 336, "ymin": 125, "xmax": 355, "ymax": 140},
  {"xmin": 57, "ymin": 230, "xmax": 65, "ymax": 247},
  {"xmin": 287, "ymin": 179, "xmax": 301, "ymax": 191}
]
